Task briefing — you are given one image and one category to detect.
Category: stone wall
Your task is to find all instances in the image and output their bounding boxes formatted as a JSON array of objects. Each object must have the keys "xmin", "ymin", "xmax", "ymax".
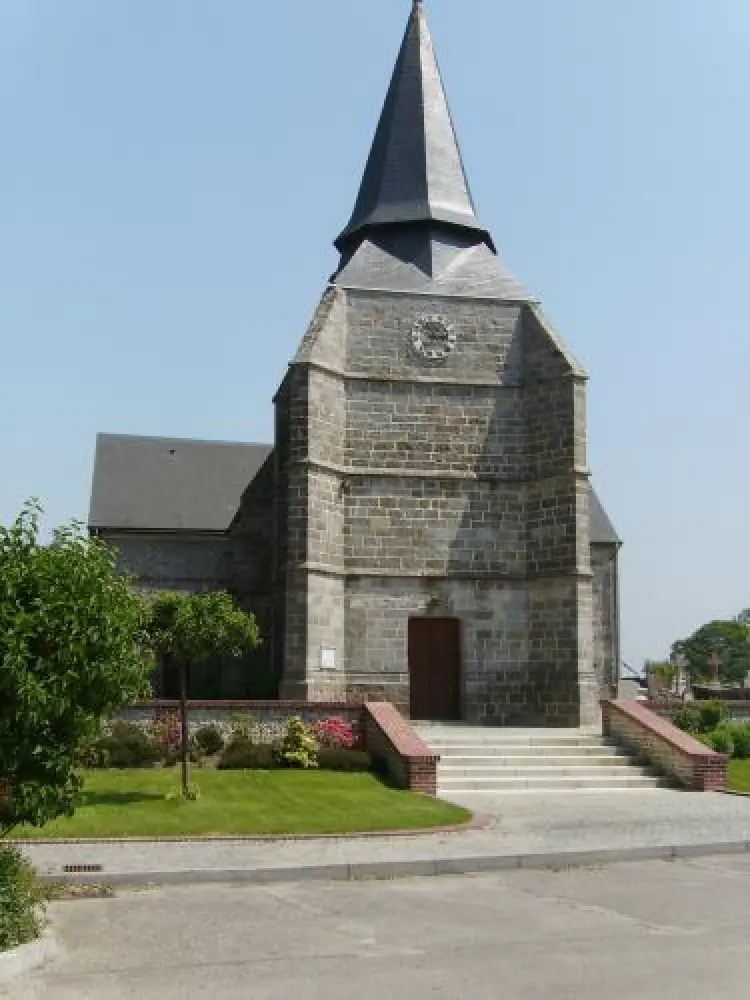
[
  {"xmin": 119, "ymin": 701, "xmax": 363, "ymax": 744},
  {"xmin": 228, "ymin": 455, "xmax": 275, "ymax": 597},
  {"xmin": 591, "ymin": 543, "xmax": 618, "ymax": 701},
  {"xmin": 104, "ymin": 532, "xmax": 228, "ymax": 593}
]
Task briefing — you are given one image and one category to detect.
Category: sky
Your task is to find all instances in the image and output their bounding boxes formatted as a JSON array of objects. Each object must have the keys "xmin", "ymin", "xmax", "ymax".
[{"xmin": 1, "ymin": 0, "xmax": 749, "ymax": 670}]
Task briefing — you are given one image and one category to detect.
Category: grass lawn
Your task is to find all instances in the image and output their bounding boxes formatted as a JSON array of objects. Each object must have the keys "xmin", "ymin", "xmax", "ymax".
[
  {"xmin": 10, "ymin": 770, "xmax": 471, "ymax": 839},
  {"xmin": 727, "ymin": 760, "xmax": 750, "ymax": 793}
]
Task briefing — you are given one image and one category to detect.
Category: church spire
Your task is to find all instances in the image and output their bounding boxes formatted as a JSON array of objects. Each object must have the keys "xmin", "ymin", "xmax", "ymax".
[{"xmin": 335, "ymin": 1, "xmax": 494, "ymax": 254}]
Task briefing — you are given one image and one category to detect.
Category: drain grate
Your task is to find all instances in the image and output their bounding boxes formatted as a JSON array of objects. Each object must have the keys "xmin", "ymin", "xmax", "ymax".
[{"xmin": 62, "ymin": 864, "xmax": 104, "ymax": 874}]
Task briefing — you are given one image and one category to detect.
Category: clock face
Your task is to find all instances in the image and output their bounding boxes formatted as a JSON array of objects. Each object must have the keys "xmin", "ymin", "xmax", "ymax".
[{"xmin": 411, "ymin": 315, "xmax": 457, "ymax": 361}]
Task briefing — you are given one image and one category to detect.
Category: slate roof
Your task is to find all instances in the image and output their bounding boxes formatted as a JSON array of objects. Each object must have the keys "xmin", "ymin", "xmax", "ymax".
[
  {"xmin": 88, "ymin": 434, "xmax": 272, "ymax": 533},
  {"xmin": 333, "ymin": 228, "xmax": 532, "ymax": 300},
  {"xmin": 332, "ymin": 2, "xmax": 530, "ymax": 301},
  {"xmin": 589, "ymin": 488, "xmax": 621, "ymax": 545},
  {"xmin": 335, "ymin": 2, "xmax": 491, "ymax": 253}
]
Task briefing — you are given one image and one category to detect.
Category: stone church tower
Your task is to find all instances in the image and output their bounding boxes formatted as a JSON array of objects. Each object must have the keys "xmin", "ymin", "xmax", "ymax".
[
  {"xmin": 267, "ymin": 2, "xmax": 616, "ymax": 727},
  {"xmin": 90, "ymin": 2, "xmax": 620, "ymax": 722}
]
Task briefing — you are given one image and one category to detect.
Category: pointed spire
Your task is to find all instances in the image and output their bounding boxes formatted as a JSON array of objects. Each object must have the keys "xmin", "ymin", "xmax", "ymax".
[{"xmin": 335, "ymin": 2, "xmax": 494, "ymax": 254}]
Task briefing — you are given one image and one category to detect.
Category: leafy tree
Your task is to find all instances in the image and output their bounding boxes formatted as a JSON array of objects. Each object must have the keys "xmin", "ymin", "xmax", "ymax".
[
  {"xmin": 144, "ymin": 592, "xmax": 260, "ymax": 796},
  {"xmin": 672, "ymin": 619, "xmax": 750, "ymax": 685},
  {"xmin": 0, "ymin": 502, "xmax": 151, "ymax": 835}
]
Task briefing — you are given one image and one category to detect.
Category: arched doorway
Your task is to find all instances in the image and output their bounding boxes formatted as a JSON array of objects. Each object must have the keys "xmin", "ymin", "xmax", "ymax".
[{"xmin": 408, "ymin": 617, "xmax": 462, "ymax": 720}]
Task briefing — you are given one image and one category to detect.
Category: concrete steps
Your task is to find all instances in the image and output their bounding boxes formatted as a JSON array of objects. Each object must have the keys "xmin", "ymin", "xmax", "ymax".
[{"xmin": 415, "ymin": 724, "xmax": 664, "ymax": 793}]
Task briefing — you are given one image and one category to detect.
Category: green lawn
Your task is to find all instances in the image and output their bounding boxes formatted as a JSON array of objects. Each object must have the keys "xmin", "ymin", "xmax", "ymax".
[
  {"xmin": 727, "ymin": 760, "xmax": 750, "ymax": 793},
  {"xmin": 10, "ymin": 770, "xmax": 471, "ymax": 839}
]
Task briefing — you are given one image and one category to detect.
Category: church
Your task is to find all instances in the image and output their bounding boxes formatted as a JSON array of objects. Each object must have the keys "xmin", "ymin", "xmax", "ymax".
[{"xmin": 89, "ymin": 2, "xmax": 621, "ymax": 727}]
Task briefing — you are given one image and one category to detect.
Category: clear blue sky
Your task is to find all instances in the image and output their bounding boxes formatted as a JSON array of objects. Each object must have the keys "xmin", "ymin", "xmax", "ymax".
[{"xmin": 1, "ymin": 0, "xmax": 749, "ymax": 669}]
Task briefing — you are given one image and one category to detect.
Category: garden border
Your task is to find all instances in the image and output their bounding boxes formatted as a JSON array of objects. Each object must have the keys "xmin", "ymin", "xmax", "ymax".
[{"xmin": 120, "ymin": 699, "xmax": 441, "ymax": 796}]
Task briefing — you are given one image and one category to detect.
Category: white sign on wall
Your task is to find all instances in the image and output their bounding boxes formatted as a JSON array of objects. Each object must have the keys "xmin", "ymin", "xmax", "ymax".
[{"xmin": 320, "ymin": 647, "xmax": 338, "ymax": 671}]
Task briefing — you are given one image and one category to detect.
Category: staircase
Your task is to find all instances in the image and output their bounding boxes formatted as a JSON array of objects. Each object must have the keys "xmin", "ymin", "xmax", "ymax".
[{"xmin": 415, "ymin": 724, "xmax": 664, "ymax": 793}]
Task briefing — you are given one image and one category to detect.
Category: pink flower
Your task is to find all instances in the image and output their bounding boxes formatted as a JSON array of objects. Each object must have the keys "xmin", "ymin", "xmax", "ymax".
[{"xmin": 314, "ymin": 717, "xmax": 355, "ymax": 750}]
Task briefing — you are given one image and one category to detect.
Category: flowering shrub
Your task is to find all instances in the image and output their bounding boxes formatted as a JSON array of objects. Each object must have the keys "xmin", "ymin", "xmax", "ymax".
[
  {"xmin": 149, "ymin": 712, "xmax": 182, "ymax": 756},
  {"xmin": 314, "ymin": 717, "xmax": 355, "ymax": 750},
  {"xmin": 277, "ymin": 717, "xmax": 318, "ymax": 769}
]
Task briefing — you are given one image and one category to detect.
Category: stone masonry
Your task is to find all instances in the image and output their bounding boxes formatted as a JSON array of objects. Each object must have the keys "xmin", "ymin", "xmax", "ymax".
[{"xmin": 266, "ymin": 284, "xmax": 601, "ymax": 727}]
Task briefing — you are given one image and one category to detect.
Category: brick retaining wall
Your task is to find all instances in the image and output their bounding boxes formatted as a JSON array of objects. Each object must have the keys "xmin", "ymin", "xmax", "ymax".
[
  {"xmin": 602, "ymin": 700, "xmax": 727, "ymax": 791},
  {"xmin": 362, "ymin": 702, "xmax": 439, "ymax": 795}
]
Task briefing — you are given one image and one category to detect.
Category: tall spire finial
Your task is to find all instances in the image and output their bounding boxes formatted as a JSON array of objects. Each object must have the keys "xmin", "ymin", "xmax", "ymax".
[{"xmin": 335, "ymin": 0, "xmax": 493, "ymax": 253}]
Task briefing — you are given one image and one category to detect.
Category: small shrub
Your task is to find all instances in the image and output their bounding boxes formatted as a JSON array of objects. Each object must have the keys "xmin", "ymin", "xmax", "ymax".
[
  {"xmin": 698, "ymin": 701, "xmax": 726, "ymax": 732},
  {"xmin": 149, "ymin": 712, "xmax": 182, "ymax": 757},
  {"xmin": 277, "ymin": 717, "xmax": 318, "ymax": 769},
  {"xmin": 76, "ymin": 737, "xmax": 111, "ymax": 769},
  {"xmin": 0, "ymin": 848, "xmax": 44, "ymax": 952},
  {"xmin": 674, "ymin": 705, "xmax": 702, "ymax": 734},
  {"xmin": 705, "ymin": 727, "xmax": 735, "ymax": 756},
  {"xmin": 318, "ymin": 747, "xmax": 372, "ymax": 772},
  {"xmin": 193, "ymin": 725, "xmax": 224, "ymax": 756},
  {"xmin": 217, "ymin": 740, "xmax": 278, "ymax": 770},
  {"xmin": 100, "ymin": 723, "xmax": 162, "ymax": 769},
  {"xmin": 728, "ymin": 724, "xmax": 750, "ymax": 759},
  {"xmin": 314, "ymin": 717, "xmax": 355, "ymax": 750},
  {"xmin": 163, "ymin": 738, "xmax": 201, "ymax": 768}
]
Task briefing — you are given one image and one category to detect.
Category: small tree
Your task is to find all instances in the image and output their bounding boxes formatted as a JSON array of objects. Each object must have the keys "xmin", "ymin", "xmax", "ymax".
[
  {"xmin": 144, "ymin": 592, "xmax": 260, "ymax": 796},
  {"xmin": 0, "ymin": 502, "xmax": 152, "ymax": 835}
]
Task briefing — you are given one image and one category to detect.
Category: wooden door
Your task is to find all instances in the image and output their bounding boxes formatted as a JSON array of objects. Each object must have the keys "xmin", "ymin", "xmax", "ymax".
[{"xmin": 408, "ymin": 618, "xmax": 461, "ymax": 720}]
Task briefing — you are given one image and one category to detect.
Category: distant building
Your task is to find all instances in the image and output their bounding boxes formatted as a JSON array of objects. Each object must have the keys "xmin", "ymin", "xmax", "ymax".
[{"xmin": 89, "ymin": 4, "xmax": 621, "ymax": 725}]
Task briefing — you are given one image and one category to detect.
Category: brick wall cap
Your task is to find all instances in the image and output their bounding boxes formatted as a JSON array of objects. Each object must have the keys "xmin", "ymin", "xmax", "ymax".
[{"xmin": 364, "ymin": 702, "xmax": 439, "ymax": 762}]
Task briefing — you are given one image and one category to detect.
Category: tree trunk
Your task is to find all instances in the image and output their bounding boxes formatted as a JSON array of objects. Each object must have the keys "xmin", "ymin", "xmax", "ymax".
[{"xmin": 179, "ymin": 660, "xmax": 190, "ymax": 797}]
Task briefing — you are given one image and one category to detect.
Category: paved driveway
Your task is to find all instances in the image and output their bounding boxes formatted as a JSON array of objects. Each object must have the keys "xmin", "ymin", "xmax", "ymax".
[{"xmin": 7, "ymin": 854, "xmax": 750, "ymax": 999}]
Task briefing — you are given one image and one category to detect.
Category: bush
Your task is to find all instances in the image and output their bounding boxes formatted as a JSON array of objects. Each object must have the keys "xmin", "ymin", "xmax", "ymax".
[
  {"xmin": 674, "ymin": 705, "xmax": 702, "ymax": 734},
  {"xmin": 217, "ymin": 740, "xmax": 278, "ymax": 770},
  {"xmin": 698, "ymin": 701, "xmax": 726, "ymax": 732},
  {"xmin": 149, "ymin": 712, "xmax": 182, "ymax": 757},
  {"xmin": 705, "ymin": 727, "xmax": 735, "ymax": 756},
  {"xmin": 728, "ymin": 724, "xmax": 750, "ymax": 759},
  {"xmin": 314, "ymin": 717, "xmax": 355, "ymax": 750},
  {"xmin": 193, "ymin": 725, "xmax": 224, "ymax": 756},
  {"xmin": 163, "ymin": 741, "xmax": 201, "ymax": 767},
  {"xmin": 76, "ymin": 737, "xmax": 111, "ymax": 769},
  {"xmin": 0, "ymin": 848, "xmax": 44, "ymax": 952},
  {"xmin": 277, "ymin": 717, "xmax": 318, "ymax": 769},
  {"xmin": 317, "ymin": 747, "xmax": 372, "ymax": 772},
  {"xmin": 99, "ymin": 723, "xmax": 162, "ymax": 769}
]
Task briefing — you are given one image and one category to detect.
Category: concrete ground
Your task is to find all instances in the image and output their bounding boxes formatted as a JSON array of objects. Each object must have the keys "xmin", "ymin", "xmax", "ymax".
[
  {"xmin": 7, "ymin": 855, "xmax": 750, "ymax": 999},
  {"xmin": 18, "ymin": 789, "xmax": 750, "ymax": 880}
]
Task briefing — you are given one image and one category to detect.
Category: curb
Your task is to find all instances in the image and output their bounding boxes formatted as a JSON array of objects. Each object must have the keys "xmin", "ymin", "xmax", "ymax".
[
  {"xmin": 0, "ymin": 930, "xmax": 59, "ymax": 984},
  {"xmin": 35, "ymin": 839, "xmax": 750, "ymax": 889}
]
